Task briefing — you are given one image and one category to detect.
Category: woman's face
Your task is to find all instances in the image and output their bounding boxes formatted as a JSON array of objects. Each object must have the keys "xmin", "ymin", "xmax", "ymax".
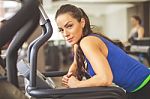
[
  {"xmin": 56, "ymin": 13, "xmax": 85, "ymax": 45},
  {"xmin": 131, "ymin": 17, "xmax": 138, "ymax": 27}
]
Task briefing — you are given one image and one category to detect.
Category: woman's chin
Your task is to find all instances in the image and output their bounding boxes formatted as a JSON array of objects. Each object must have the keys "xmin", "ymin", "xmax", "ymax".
[
  {"xmin": 70, "ymin": 42, "xmax": 75, "ymax": 45},
  {"xmin": 68, "ymin": 41, "xmax": 76, "ymax": 45}
]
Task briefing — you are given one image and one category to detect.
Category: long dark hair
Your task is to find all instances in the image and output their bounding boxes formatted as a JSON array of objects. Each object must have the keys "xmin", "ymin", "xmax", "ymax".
[{"xmin": 55, "ymin": 4, "xmax": 115, "ymax": 80}]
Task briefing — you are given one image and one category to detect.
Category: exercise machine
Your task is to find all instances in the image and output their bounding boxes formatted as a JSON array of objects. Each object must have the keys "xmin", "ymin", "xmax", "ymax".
[
  {"xmin": 0, "ymin": 0, "xmax": 40, "ymax": 98},
  {"xmin": 125, "ymin": 38, "xmax": 150, "ymax": 66}
]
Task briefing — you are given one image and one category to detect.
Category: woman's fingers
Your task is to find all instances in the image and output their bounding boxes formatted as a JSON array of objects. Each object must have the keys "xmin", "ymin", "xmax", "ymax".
[
  {"xmin": 63, "ymin": 84, "xmax": 69, "ymax": 88},
  {"xmin": 62, "ymin": 75, "xmax": 69, "ymax": 84},
  {"xmin": 62, "ymin": 72, "xmax": 73, "ymax": 87},
  {"xmin": 63, "ymin": 75, "xmax": 69, "ymax": 81}
]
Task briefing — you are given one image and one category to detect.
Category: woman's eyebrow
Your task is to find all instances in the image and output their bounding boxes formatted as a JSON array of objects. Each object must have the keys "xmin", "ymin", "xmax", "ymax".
[
  {"xmin": 64, "ymin": 21, "xmax": 72, "ymax": 27},
  {"xmin": 58, "ymin": 27, "xmax": 62, "ymax": 30}
]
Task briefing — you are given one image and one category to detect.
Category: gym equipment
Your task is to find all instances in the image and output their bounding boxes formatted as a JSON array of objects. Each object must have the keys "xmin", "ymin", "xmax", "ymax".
[
  {"xmin": 126, "ymin": 38, "xmax": 150, "ymax": 65},
  {"xmin": 0, "ymin": 78, "xmax": 28, "ymax": 99},
  {"xmin": 0, "ymin": 0, "xmax": 40, "ymax": 98},
  {"xmin": 17, "ymin": 10, "xmax": 57, "ymax": 88},
  {"xmin": 6, "ymin": 3, "xmax": 40, "ymax": 87}
]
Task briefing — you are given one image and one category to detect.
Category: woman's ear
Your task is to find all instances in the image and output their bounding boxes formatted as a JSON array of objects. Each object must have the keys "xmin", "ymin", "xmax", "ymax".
[{"xmin": 80, "ymin": 18, "xmax": 85, "ymax": 28}]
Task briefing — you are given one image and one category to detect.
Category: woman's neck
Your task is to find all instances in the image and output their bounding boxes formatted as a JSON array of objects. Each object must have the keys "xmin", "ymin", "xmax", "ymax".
[{"xmin": 134, "ymin": 24, "xmax": 140, "ymax": 29}]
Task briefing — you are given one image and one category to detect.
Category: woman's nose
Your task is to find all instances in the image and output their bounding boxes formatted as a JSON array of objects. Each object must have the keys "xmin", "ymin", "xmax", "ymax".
[{"xmin": 63, "ymin": 30, "xmax": 69, "ymax": 37}]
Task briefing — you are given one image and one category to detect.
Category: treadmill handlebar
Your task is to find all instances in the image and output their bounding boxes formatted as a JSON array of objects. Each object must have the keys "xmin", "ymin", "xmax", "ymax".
[
  {"xmin": 42, "ymin": 71, "xmax": 68, "ymax": 77},
  {"xmin": 30, "ymin": 19, "xmax": 53, "ymax": 87},
  {"xmin": 131, "ymin": 37, "xmax": 150, "ymax": 46},
  {"xmin": 39, "ymin": 3, "xmax": 49, "ymax": 25},
  {"xmin": 27, "ymin": 86, "xmax": 126, "ymax": 99}
]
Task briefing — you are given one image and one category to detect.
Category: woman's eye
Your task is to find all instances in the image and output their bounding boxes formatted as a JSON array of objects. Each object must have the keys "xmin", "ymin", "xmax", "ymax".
[{"xmin": 59, "ymin": 28, "xmax": 63, "ymax": 32}]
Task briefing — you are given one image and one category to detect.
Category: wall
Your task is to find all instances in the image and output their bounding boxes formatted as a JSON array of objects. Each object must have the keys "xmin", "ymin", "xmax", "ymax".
[
  {"xmin": 104, "ymin": 8, "xmax": 128, "ymax": 41},
  {"xmin": 89, "ymin": 14, "xmax": 106, "ymax": 33}
]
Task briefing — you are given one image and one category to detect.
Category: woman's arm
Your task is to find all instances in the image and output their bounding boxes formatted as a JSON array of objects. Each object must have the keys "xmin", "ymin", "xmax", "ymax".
[
  {"xmin": 62, "ymin": 44, "xmax": 77, "ymax": 87},
  {"xmin": 68, "ymin": 61, "xmax": 77, "ymax": 76},
  {"xmin": 67, "ymin": 36, "xmax": 113, "ymax": 88},
  {"xmin": 138, "ymin": 27, "xmax": 144, "ymax": 39}
]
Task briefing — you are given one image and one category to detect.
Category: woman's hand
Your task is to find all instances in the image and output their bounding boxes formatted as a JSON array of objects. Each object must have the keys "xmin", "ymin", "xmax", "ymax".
[
  {"xmin": 62, "ymin": 72, "xmax": 73, "ymax": 87},
  {"xmin": 67, "ymin": 76, "xmax": 80, "ymax": 88}
]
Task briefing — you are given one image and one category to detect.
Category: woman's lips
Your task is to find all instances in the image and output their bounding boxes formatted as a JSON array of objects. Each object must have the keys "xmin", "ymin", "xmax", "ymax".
[{"xmin": 67, "ymin": 37, "xmax": 73, "ymax": 43}]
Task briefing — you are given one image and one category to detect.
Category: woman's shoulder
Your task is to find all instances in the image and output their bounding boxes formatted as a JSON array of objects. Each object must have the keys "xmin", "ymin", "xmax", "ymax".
[
  {"xmin": 79, "ymin": 34, "xmax": 106, "ymax": 50},
  {"xmin": 137, "ymin": 26, "xmax": 144, "ymax": 35},
  {"xmin": 80, "ymin": 34, "xmax": 102, "ymax": 45},
  {"xmin": 79, "ymin": 34, "xmax": 108, "ymax": 57},
  {"xmin": 138, "ymin": 26, "xmax": 144, "ymax": 31}
]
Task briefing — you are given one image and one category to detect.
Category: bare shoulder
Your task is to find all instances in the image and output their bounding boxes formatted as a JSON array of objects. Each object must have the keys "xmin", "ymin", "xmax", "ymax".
[
  {"xmin": 138, "ymin": 26, "xmax": 144, "ymax": 34},
  {"xmin": 139, "ymin": 26, "xmax": 144, "ymax": 31},
  {"xmin": 79, "ymin": 35, "xmax": 105, "ymax": 51},
  {"xmin": 80, "ymin": 35, "xmax": 103, "ymax": 47}
]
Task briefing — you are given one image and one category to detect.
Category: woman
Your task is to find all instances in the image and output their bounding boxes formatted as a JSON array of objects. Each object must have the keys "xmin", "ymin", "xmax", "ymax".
[
  {"xmin": 55, "ymin": 4, "xmax": 150, "ymax": 99},
  {"xmin": 128, "ymin": 16, "xmax": 144, "ymax": 43}
]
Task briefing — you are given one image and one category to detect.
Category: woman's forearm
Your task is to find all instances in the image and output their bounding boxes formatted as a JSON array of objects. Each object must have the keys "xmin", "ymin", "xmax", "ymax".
[
  {"xmin": 68, "ymin": 44, "xmax": 78, "ymax": 75},
  {"xmin": 77, "ymin": 75, "xmax": 112, "ymax": 87},
  {"xmin": 68, "ymin": 62, "xmax": 77, "ymax": 75}
]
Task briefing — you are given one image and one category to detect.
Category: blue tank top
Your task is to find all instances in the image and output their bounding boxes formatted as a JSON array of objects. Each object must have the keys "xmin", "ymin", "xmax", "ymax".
[{"xmin": 85, "ymin": 33, "xmax": 150, "ymax": 92}]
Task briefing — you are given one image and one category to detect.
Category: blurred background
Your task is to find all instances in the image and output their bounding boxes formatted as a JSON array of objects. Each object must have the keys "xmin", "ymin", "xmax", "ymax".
[{"xmin": 0, "ymin": 0, "xmax": 150, "ymax": 73}]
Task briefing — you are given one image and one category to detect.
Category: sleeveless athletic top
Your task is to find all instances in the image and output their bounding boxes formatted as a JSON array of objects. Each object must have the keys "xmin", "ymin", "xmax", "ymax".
[
  {"xmin": 128, "ymin": 27, "xmax": 139, "ymax": 43},
  {"xmin": 128, "ymin": 32, "xmax": 138, "ymax": 43},
  {"xmin": 85, "ymin": 33, "xmax": 150, "ymax": 92}
]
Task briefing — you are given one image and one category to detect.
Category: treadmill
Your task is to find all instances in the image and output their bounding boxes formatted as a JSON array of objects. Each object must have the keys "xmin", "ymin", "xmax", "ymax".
[{"xmin": 126, "ymin": 38, "xmax": 150, "ymax": 65}]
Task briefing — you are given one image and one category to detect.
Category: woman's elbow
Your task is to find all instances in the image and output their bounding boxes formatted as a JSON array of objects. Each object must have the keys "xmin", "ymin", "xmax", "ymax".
[
  {"xmin": 106, "ymin": 79, "xmax": 113, "ymax": 86},
  {"xmin": 96, "ymin": 76, "xmax": 113, "ymax": 86},
  {"xmin": 103, "ymin": 78, "xmax": 113, "ymax": 86}
]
